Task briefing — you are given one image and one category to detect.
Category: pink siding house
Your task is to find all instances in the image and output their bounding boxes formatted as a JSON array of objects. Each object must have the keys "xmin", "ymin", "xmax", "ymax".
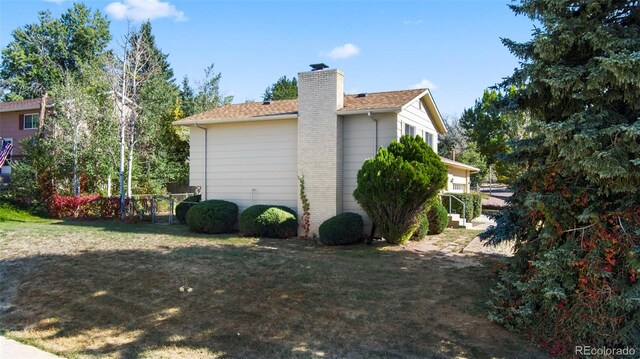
[{"xmin": 0, "ymin": 98, "xmax": 46, "ymax": 180}]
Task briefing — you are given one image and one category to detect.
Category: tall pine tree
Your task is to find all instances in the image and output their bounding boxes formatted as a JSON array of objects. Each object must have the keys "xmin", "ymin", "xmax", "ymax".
[{"xmin": 482, "ymin": 0, "xmax": 640, "ymax": 354}]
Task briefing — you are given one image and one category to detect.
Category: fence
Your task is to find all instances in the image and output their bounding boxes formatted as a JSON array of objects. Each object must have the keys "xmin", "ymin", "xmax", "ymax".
[{"xmin": 128, "ymin": 193, "xmax": 194, "ymax": 224}]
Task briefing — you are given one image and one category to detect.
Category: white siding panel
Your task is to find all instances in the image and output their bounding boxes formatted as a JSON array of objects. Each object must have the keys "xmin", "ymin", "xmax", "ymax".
[
  {"xmin": 341, "ymin": 113, "xmax": 398, "ymax": 232},
  {"xmin": 189, "ymin": 127, "xmax": 205, "ymax": 188},
  {"xmin": 195, "ymin": 119, "xmax": 298, "ymax": 213},
  {"xmin": 398, "ymin": 99, "xmax": 439, "ymax": 153}
]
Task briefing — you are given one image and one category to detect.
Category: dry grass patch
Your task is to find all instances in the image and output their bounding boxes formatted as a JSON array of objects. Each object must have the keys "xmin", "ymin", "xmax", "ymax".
[{"xmin": 0, "ymin": 220, "xmax": 546, "ymax": 358}]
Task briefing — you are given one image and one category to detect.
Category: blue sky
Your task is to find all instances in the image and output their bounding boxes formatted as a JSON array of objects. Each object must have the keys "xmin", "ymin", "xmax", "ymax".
[{"xmin": 0, "ymin": 0, "xmax": 535, "ymax": 117}]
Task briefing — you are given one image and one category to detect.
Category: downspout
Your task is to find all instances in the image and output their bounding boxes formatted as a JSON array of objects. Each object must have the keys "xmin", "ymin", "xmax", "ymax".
[
  {"xmin": 367, "ymin": 111, "xmax": 378, "ymax": 154},
  {"xmin": 366, "ymin": 111, "xmax": 379, "ymax": 241},
  {"xmin": 195, "ymin": 123, "xmax": 208, "ymax": 200}
]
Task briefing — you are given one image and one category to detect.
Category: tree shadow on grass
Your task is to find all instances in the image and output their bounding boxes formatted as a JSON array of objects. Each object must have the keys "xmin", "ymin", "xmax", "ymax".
[
  {"xmin": 0, "ymin": 240, "xmax": 548, "ymax": 358},
  {"xmin": 51, "ymin": 219, "xmax": 222, "ymax": 238}
]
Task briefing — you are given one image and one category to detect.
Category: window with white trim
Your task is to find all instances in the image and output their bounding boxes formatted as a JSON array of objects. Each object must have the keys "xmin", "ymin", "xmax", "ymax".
[
  {"xmin": 452, "ymin": 183, "xmax": 465, "ymax": 191},
  {"xmin": 425, "ymin": 132, "xmax": 435, "ymax": 148},
  {"xmin": 404, "ymin": 123, "xmax": 416, "ymax": 136},
  {"xmin": 24, "ymin": 113, "xmax": 39, "ymax": 130}
]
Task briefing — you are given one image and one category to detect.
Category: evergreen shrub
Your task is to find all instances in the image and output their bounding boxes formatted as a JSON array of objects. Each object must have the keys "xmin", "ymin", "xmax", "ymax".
[
  {"xmin": 353, "ymin": 135, "xmax": 447, "ymax": 245},
  {"xmin": 427, "ymin": 200, "xmax": 448, "ymax": 235},
  {"xmin": 175, "ymin": 194, "xmax": 201, "ymax": 224},
  {"xmin": 186, "ymin": 200, "xmax": 238, "ymax": 233},
  {"xmin": 318, "ymin": 212, "xmax": 363, "ymax": 245},
  {"xmin": 239, "ymin": 205, "xmax": 297, "ymax": 238}
]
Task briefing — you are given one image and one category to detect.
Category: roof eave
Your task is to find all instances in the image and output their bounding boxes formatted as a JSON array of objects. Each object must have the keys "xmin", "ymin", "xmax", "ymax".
[
  {"xmin": 336, "ymin": 107, "xmax": 402, "ymax": 116},
  {"xmin": 399, "ymin": 89, "xmax": 447, "ymax": 134},
  {"xmin": 173, "ymin": 113, "xmax": 298, "ymax": 126},
  {"xmin": 440, "ymin": 157, "xmax": 480, "ymax": 173},
  {"xmin": 0, "ymin": 105, "xmax": 48, "ymax": 113}
]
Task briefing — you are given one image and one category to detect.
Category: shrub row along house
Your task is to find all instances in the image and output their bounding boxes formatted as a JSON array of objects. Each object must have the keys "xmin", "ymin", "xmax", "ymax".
[
  {"xmin": 0, "ymin": 98, "xmax": 48, "ymax": 182},
  {"xmin": 174, "ymin": 65, "xmax": 478, "ymax": 235}
]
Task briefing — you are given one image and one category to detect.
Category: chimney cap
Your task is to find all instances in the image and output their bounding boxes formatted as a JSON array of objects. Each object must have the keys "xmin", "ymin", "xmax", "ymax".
[
  {"xmin": 262, "ymin": 100, "xmax": 271, "ymax": 105},
  {"xmin": 310, "ymin": 63, "xmax": 329, "ymax": 71},
  {"xmin": 356, "ymin": 93, "xmax": 367, "ymax": 98}
]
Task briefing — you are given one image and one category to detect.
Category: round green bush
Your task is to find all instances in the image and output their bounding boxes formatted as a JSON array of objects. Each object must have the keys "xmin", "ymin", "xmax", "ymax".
[
  {"xmin": 239, "ymin": 205, "xmax": 297, "ymax": 238},
  {"xmin": 319, "ymin": 212, "xmax": 364, "ymax": 245},
  {"xmin": 410, "ymin": 211, "xmax": 429, "ymax": 241},
  {"xmin": 175, "ymin": 194, "xmax": 201, "ymax": 224},
  {"xmin": 427, "ymin": 200, "xmax": 449, "ymax": 235},
  {"xmin": 186, "ymin": 200, "xmax": 238, "ymax": 233}
]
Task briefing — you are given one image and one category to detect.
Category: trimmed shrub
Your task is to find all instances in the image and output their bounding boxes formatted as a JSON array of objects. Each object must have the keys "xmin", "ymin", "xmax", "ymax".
[
  {"xmin": 353, "ymin": 135, "xmax": 447, "ymax": 245},
  {"xmin": 239, "ymin": 204, "xmax": 297, "ymax": 238},
  {"xmin": 186, "ymin": 200, "xmax": 238, "ymax": 233},
  {"xmin": 427, "ymin": 200, "xmax": 448, "ymax": 235},
  {"xmin": 175, "ymin": 194, "xmax": 201, "ymax": 224},
  {"xmin": 410, "ymin": 211, "xmax": 429, "ymax": 241},
  {"xmin": 319, "ymin": 212, "xmax": 364, "ymax": 245}
]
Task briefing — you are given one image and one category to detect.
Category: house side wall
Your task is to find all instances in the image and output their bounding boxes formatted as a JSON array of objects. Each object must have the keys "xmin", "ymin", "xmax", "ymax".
[
  {"xmin": 447, "ymin": 166, "xmax": 470, "ymax": 193},
  {"xmin": 342, "ymin": 112, "xmax": 397, "ymax": 233},
  {"xmin": 190, "ymin": 119, "xmax": 298, "ymax": 213},
  {"xmin": 0, "ymin": 110, "xmax": 39, "ymax": 155},
  {"xmin": 397, "ymin": 99, "xmax": 438, "ymax": 153},
  {"xmin": 189, "ymin": 126, "xmax": 205, "ymax": 191},
  {"xmin": 298, "ymin": 69, "xmax": 344, "ymax": 235},
  {"xmin": 0, "ymin": 110, "xmax": 39, "ymax": 176}
]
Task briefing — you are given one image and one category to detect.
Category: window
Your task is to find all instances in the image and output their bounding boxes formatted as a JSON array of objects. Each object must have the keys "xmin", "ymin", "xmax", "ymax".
[
  {"xmin": 404, "ymin": 123, "xmax": 416, "ymax": 136},
  {"xmin": 452, "ymin": 183, "xmax": 465, "ymax": 191},
  {"xmin": 24, "ymin": 113, "xmax": 38, "ymax": 130},
  {"xmin": 425, "ymin": 132, "xmax": 435, "ymax": 148}
]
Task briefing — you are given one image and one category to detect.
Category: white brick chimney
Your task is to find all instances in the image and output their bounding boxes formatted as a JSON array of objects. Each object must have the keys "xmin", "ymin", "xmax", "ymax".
[{"xmin": 297, "ymin": 67, "xmax": 344, "ymax": 235}]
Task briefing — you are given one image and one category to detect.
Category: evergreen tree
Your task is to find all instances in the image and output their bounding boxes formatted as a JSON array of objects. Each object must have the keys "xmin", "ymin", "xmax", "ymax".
[
  {"xmin": 483, "ymin": 0, "xmax": 640, "ymax": 353},
  {"xmin": 263, "ymin": 75, "xmax": 298, "ymax": 101},
  {"xmin": 194, "ymin": 63, "xmax": 233, "ymax": 113},
  {"xmin": 179, "ymin": 75, "xmax": 197, "ymax": 117}
]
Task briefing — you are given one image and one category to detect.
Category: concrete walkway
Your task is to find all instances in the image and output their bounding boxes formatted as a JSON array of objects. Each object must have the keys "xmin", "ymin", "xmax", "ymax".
[{"xmin": 0, "ymin": 336, "xmax": 61, "ymax": 359}]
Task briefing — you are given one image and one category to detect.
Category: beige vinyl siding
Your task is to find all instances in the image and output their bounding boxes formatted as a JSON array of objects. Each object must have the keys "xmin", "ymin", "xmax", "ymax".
[
  {"xmin": 447, "ymin": 167, "xmax": 470, "ymax": 193},
  {"xmin": 190, "ymin": 119, "xmax": 298, "ymax": 213},
  {"xmin": 342, "ymin": 113, "xmax": 397, "ymax": 231},
  {"xmin": 397, "ymin": 99, "xmax": 438, "ymax": 153},
  {"xmin": 189, "ymin": 126, "xmax": 205, "ymax": 190}
]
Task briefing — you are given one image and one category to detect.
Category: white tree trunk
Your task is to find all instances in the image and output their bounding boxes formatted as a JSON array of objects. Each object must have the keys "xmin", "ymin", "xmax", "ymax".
[{"xmin": 107, "ymin": 174, "xmax": 112, "ymax": 197}]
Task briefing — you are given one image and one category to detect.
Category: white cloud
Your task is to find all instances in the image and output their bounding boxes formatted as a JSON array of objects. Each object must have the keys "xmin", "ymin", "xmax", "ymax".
[
  {"xmin": 412, "ymin": 79, "xmax": 438, "ymax": 90},
  {"xmin": 403, "ymin": 19, "xmax": 423, "ymax": 25},
  {"xmin": 323, "ymin": 43, "xmax": 360, "ymax": 59},
  {"xmin": 105, "ymin": 0, "xmax": 187, "ymax": 22}
]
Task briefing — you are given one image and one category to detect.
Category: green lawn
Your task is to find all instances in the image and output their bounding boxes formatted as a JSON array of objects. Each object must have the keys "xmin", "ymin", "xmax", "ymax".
[{"xmin": 0, "ymin": 206, "xmax": 546, "ymax": 358}]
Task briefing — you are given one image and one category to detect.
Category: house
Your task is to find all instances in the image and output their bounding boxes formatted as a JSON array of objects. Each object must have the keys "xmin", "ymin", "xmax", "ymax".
[
  {"xmin": 174, "ymin": 66, "xmax": 479, "ymax": 234},
  {"xmin": 0, "ymin": 98, "xmax": 48, "ymax": 181}
]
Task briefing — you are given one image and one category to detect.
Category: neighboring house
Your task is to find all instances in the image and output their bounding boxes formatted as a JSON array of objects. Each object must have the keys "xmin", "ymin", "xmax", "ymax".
[
  {"xmin": 174, "ymin": 66, "xmax": 479, "ymax": 234},
  {"xmin": 0, "ymin": 98, "xmax": 47, "ymax": 181}
]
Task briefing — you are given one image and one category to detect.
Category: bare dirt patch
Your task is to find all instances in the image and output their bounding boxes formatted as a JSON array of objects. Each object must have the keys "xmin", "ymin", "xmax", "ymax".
[{"xmin": 0, "ymin": 220, "xmax": 546, "ymax": 358}]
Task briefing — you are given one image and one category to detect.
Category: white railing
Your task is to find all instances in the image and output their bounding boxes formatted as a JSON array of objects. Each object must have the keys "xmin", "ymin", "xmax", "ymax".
[{"xmin": 440, "ymin": 193, "xmax": 466, "ymax": 224}]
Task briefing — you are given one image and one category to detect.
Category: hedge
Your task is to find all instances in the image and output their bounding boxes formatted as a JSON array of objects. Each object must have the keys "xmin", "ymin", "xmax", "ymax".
[
  {"xmin": 175, "ymin": 194, "xmax": 201, "ymax": 224},
  {"xmin": 319, "ymin": 212, "xmax": 364, "ymax": 245},
  {"xmin": 186, "ymin": 200, "xmax": 238, "ymax": 233},
  {"xmin": 427, "ymin": 200, "xmax": 449, "ymax": 235},
  {"xmin": 239, "ymin": 204, "xmax": 297, "ymax": 238}
]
